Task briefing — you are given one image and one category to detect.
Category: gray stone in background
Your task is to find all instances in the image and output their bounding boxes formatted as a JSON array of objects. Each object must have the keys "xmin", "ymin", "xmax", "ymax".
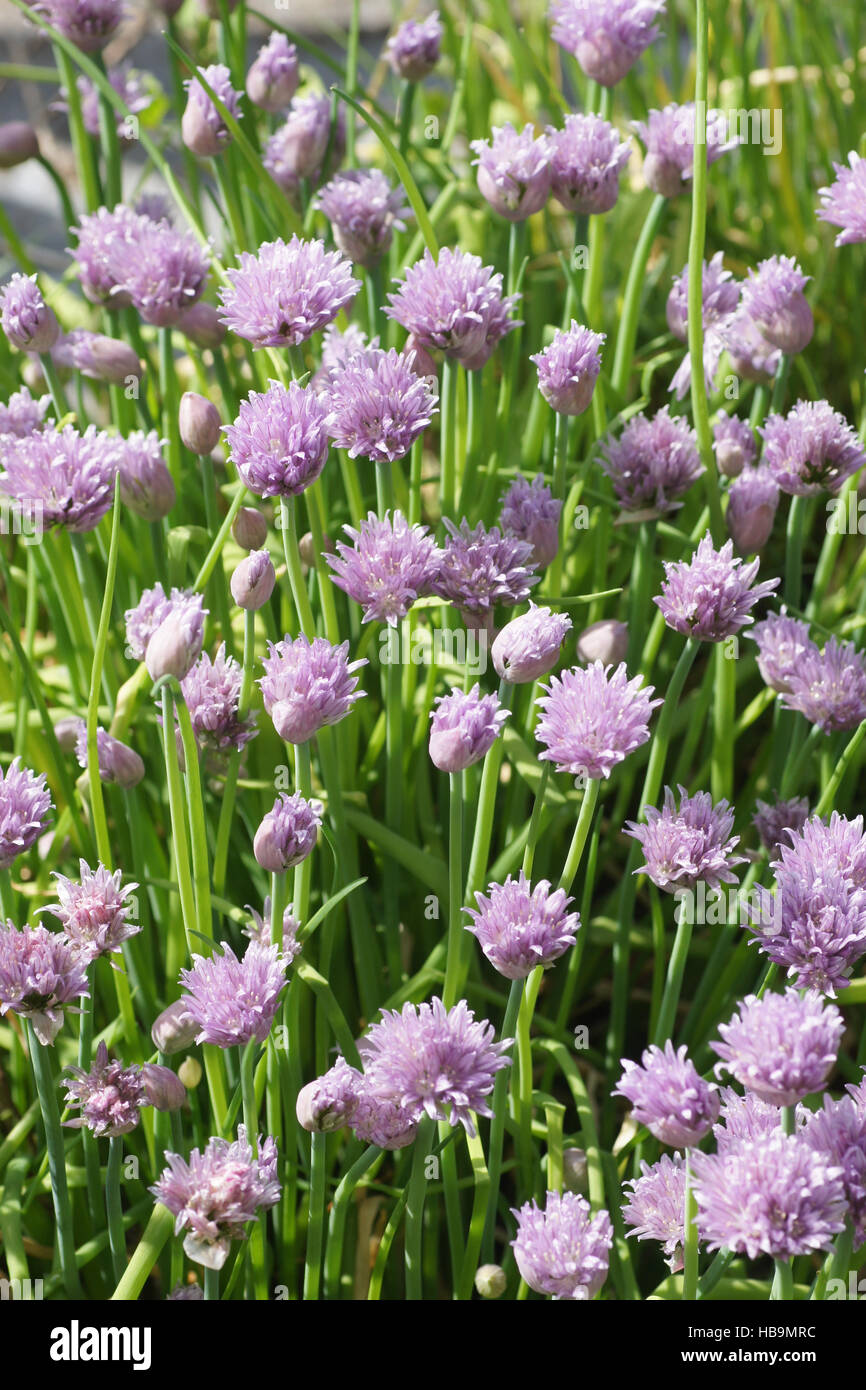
[{"xmin": 0, "ymin": 0, "xmax": 413, "ymax": 272}]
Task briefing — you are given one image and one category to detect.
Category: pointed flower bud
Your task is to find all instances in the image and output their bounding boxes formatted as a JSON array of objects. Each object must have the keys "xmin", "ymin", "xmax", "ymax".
[{"xmin": 179, "ymin": 391, "xmax": 222, "ymax": 455}]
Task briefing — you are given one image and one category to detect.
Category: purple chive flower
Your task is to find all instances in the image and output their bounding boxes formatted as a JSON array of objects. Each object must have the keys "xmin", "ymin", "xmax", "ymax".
[
  {"xmin": 753, "ymin": 796, "xmax": 810, "ymax": 853},
  {"xmin": 634, "ymin": 102, "xmax": 737, "ymax": 198},
  {"xmin": 711, "ymin": 989, "xmax": 843, "ymax": 1106},
  {"xmin": 622, "ymin": 1154, "xmax": 688, "ymax": 1271},
  {"xmin": 180, "ymin": 941, "xmax": 289, "ymax": 1048},
  {"xmin": 625, "ymin": 785, "xmax": 745, "ymax": 894},
  {"xmin": 63, "ymin": 1040, "xmax": 145, "ymax": 1136},
  {"xmin": 536, "ymin": 662, "xmax": 661, "ymax": 781},
  {"xmin": 511, "ymin": 1191, "xmax": 613, "ymax": 1301},
  {"xmin": 665, "ymin": 253, "xmax": 740, "ymax": 399},
  {"xmin": 781, "ymin": 637, "xmax": 866, "ymax": 733},
  {"xmin": 470, "ymin": 123, "xmax": 551, "ymax": 222},
  {"xmin": 741, "ymin": 255, "xmax": 813, "ymax": 355},
  {"xmin": 70, "ymin": 207, "xmax": 210, "ymax": 326},
  {"xmin": 713, "ymin": 415, "xmax": 756, "ymax": 479},
  {"xmin": 429, "ymin": 684, "xmax": 509, "ymax": 773},
  {"xmin": 323, "ymin": 347, "xmax": 437, "ymax": 463},
  {"xmin": 577, "ymin": 619, "xmax": 628, "ymax": 665},
  {"xmin": 747, "ymin": 813, "xmax": 866, "ymax": 994},
  {"xmin": 654, "ymin": 533, "xmax": 779, "ymax": 641},
  {"xmin": 0, "ymin": 385, "xmax": 51, "ymax": 438},
  {"xmin": 0, "ymin": 759, "xmax": 52, "ymax": 869},
  {"xmin": 691, "ymin": 1133, "xmax": 846, "ymax": 1259},
  {"xmin": 259, "ymin": 635, "xmax": 366, "ymax": 744},
  {"xmin": 325, "ymin": 511, "xmax": 440, "ymax": 626},
  {"xmin": 0, "ymin": 424, "xmax": 120, "ymax": 533},
  {"xmin": 145, "ymin": 597, "xmax": 207, "ymax": 684},
  {"xmin": 385, "ymin": 247, "xmax": 521, "ymax": 371},
  {"xmin": 39, "ymin": 0, "xmax": 124, "ymax": 52},
  {"xmin": 124, "ymin": 585, "xmax": 204, "ymax": 663},
  {"xmin": 0, "ymin": 921, "xmax": 89, "ymax": 1045},
  {"xmin": 726, "ymin": 466, "xmax": 779, "ymax": 554},
  {"xmin": 491, "ymin": 604, "xmax": 572, "ymax": 684},
  {"xmin": 549, "ymin": 0, "xmax": 665, "ymax": 85},
  {"xmin": 224, "ymin": 380, "xmax": 330, "ymax": 499},
  {"xmin": 817, "ymin": 151, "xmax": 866, "ymax": 247},
  {"xmin": 296, "ymin": 1057, "xmax": 361, "ymax": 1134},
  {"xmin": 49, "ymin": 859, "xmax": 140, "ymax": 961},
  {"xmin": 151, "ymin": 1126, "xmax": 280, "ymax": 1270},
  {"xmin": 599, "ymin": 407, "xmax": 703, "ymax": 514},
  {"xmin": 759, "ymin": 401, "xmax": 866, "ymax": 497},
  {"xmin": 0, "ymin": 273, "xmax": 59, "ymax": 353},
  {"xmin": 263, "ymin": 94, "xmax": 344, "ymax": 189},
  {"xmin": 315, "ymin": 169, "xmax": 409, "ymax": 267},
  {"xmin": 498, "ymin": 474, "xmax": 562, "ymax": 569},
  {"xmin": 725, "ymin": 306, "xmax": 782, "ymax": 383},
  {"xmin": 545, "ymin": 113, "xmax": 631, "ymax": 214},
  {"xmin": 712, "ymin": 1087, "xmax": 781, "ymax": 1154},
  {"xmin": 75, "ymin": 725, "xmax": 145, "ymax": 789},
  {"xmin": 71, "ymin": 66, "xmax": 150, "ymax": 141},
  {"xmin": 246, "ymin": 32, "xmax": 299, "ymax": 112},
  {"xmin": 434, "ymin": 518, "xmax": 539, "ymax": 628},
  {"xmin": 180, "ymin": 645, "xmax": 257, "ymax": 756},
  {"xmin": 749, "ymin": 611, "xmax": 817, "ymax": 693},
  {"xmin": 531, "ymin": 322, "xmax": 605, "ymax": 416},
  {"xmin": 117, "ymin": 430, "xmax": 176, "ymax": 522},
  {"xmin": 615, "ymin": 1040, "xmax": 720, "ymax": 1147},
  {"xmin": 385, "ymin": 11, "xmax": 443, "ymax": 81},
  {"xmin": 358, "ymin": 996, "xmax": 511, "ymax": 1136},
  {"xmin": 243, "ymin": 899, "xmax": 302, "ymax": 963},
  {"xmin": 801, "ymin": 1096, "xmax": 866, "ymax": 1242},
  {"xmin": 465, "ymin": 870, "xmax": 579, "ymax": 979},
  {"xmin": 253, "ymin": 792, "xmax": 322, "ymax": 873},
  {"xmin": 181, "ymin": 65, "xmax": 241, "ymax": 158},
  {"xmin": 218, "ymin": 237, "xmax": 359, "ymax": 348}
]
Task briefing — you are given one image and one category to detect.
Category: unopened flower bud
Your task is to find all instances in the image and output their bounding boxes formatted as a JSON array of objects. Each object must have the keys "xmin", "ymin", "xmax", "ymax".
[
  {"xmin": 178, "ymin": 1056, "xmax": 203, "ymax": 1088},
  {"xmin": 151, "ymin": 999, "xmax": 197, "ymax": 1055},
  {"xmin": 145, "ymin": 607, "xmax": 205, "ymax": 683},
  {"xmin": 491, "ymin": 604, "xmax": 572, "ymax": 683},
  {"xmin": 404, "ymin": 335, "xmax": 438, "ymax": 381},
  {"xmin": 253, "ymin": 792, "xmax": 322, "ymax": 872},
  {"xmin": 298, "ymin": 530, "xmax": 333, "ymax": 568},
  {"xmin": 576, "ymin": 618, "xmax": 628, "ymax": 666},
  {"xmin": 0, "ymin": 121, "xmax": 40, "ymax": 169},
  {"xmin": 231, "ymin": 549, "xmax": 275, "ymax": 610},
  {"xmin": 726, "ymin": 466, "xmax": 779, "ymax": 554},
  {"xmin": 104, "ymin": 739, "xmax": 145, "ymax": 789},
  {"xmin": 246, "ymin": 34, "xmax": 299, "ymax": 113},
  {"xmin": 177, "ymin": 300, "xmax": 227, "ymax": 349},
  {"xmin": 232, "ymin": 506, "xmax": 269, "ymax": 551},
  {"xmin": 474, "ymin": 1264, "xmax": 507, "ymax": 1299},
  {"xmin": 53, "ymin": 330, "xmax": 141, "ymax": 385},
  {"xmin": 713, "ymin": 416, "xmax": 756, "ymax": 480},
  {"xmin": 141, "ymin": 1063, "xmax": 187, "ymax": 1111},
  {"xmin": 0, "ymin": 273, "xmax": 59, "ymax": 354},
  {"xmin": 179, "ymin": 391, "xmax": 222, "ymax": 455},
  {"xmin": 562, "ymin": 1146, "xmax": 588, "ymax": 1194},
  {"xmin": 296, "ymin": 1058, "xmax": 358, "ymax": 1132},
  {"xmin": 55, "ymin": 715, "xmax": 85, "ymax": 752}
]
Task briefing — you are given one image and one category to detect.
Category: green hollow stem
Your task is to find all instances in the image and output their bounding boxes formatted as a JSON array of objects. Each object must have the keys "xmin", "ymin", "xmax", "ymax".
[
  {"xmin": 682, "ymin": 1154, "xmax": 699, "ymax": 1300},
  {"xmin": 106, "ymin": 1135, "xmax": 126, "ymax": 1283},
  {"xmin": 175, "ymin": 698, "xmax": 214, "ymax": 948},
  {"xmin": 280, "ymin": 496, "xmax": 316, "ymax": 638},
  {"xmin": 324, "ymin": 1145, "xmax": 381, "ymax": 1299},
  {"xmin": 54, "ymin": 45, "xmax": 101, "ymax": 209},
  {"xmin": 687, "ymin": 2, "xmax": 724, "ymax": 543},
  {"xmin": 711, "ymin": 642, "xmax": 736, "ymax": 803},
  {"xmin": 652, "ymin": 904, "xmax": 694, "ymax": 1044},
  {"xmin": 465, "ymin": 685, "xmax": 515, "ymax": 904},
  {"xmin": 39, "ymin": 353, "xmax": 71, "ymax": 420},
  {"xmin": 439, "ymin": 360, "xmax": 458, "ymax": 525},
  {"xmin": 405, "ymin": 1115, "xmax": 436, "ymax": 1299},
  {"xmin": 815, "ymin": 720, "xmax": 866, "ymax": 816},
  {"xmin": 442, "ymin": 772, "xmax": 464, "ymax": 1009},
  {"xmin": 241, "ymin": 1041, "xmax": 268, "ymax": 1300},
  {"xmin": 397, "ymin": 79, "xmax": 416, "ymax": 158},
  {"xmin": 204, "ymin": 1266, "xmax": 220, "ymax": 1301},
  {"xmin": 213, "ymin": 609, "xmax": 256, "ymax": 896},
  {"xmin": 521, "ymin": 762, "xmax": 550, "ymax": 880},
  {"xmin": 558, "ymin": 779, "xmax": 600, "ymax": 896},
  {"xmin": 27, "ymin": 1022, "xmax": 82, "ymax": 1297},
  {"xmin": 785, "ymin": 495, "xmax": 806, "ymax": 610},
  {"xmin": 481, "ymin": 977, "xmax": 523, "ymax": 1262},
  {"xmin": 111, "ymin": 1202, "xmax": 174, "ymax": 1300},
  {"xmin": 771, "ymin": 1107, "xmax": 796, "ymax": 1299},
  {"xmin": 515, "ymin": 966, "xmax": 543, "ymax": 1197},
  {"xmin": 548, "ymin": 411, "xmax": 570, "ymax": 598},
  {"xmin": 611, "ymin": 194, "xmax": 666, "ymax": 396},
  {"xmin": 607, "ymin": 639, "xmax": 699, "ymax": 1085},
  {"xmin": 303, "ymin": 1131, "xmax": 327, "ymax": 1301}
]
